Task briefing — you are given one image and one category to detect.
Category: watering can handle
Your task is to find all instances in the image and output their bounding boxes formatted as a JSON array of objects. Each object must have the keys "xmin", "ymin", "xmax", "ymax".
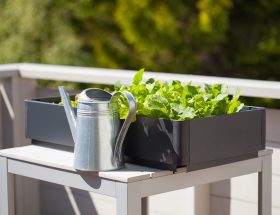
[{"xmin": 111, "ymin": 91, "xmax": 136, "ymax": 166}]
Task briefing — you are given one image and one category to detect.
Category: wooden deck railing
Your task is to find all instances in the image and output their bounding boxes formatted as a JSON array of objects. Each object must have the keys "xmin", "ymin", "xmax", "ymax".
[{"xmin": 1, "ymin": 63, "xmax": 280, "ymax": 98}]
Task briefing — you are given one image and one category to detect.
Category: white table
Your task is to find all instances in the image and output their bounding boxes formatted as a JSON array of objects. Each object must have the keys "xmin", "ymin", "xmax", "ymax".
[{"xmin": 0, "ymin": 145, "xmax": 273, "ymax": 215}]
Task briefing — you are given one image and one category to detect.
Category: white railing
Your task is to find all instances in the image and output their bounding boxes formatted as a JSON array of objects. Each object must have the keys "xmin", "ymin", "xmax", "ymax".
[{"xmin": 0, "ymin": 63, "xmax": 280, "ymax": 99}]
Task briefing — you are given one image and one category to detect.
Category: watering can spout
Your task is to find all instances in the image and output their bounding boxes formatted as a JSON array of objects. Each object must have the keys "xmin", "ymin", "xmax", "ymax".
[{"xmin": 58, "ymin": 86, "xmax": 77, "ymax": 143}]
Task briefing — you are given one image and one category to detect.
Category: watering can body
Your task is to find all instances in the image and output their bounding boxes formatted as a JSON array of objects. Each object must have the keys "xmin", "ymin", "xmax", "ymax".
[{"xmin": 59, "ymin": 87, "xmax": 136, "ymax": 171}]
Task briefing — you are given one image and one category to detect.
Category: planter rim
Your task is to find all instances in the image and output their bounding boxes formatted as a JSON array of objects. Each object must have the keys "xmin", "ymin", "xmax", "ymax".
[{"xmin": 26, "ymin": 96, "xmax": 265, "ymax": 122}]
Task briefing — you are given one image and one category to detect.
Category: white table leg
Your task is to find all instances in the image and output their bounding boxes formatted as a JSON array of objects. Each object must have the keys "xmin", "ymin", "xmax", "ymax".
[
  {"xmin": 0, "ymin": 157, "xmax": 15, "ymax": 215},
  {"xmin": 195, "ymin": 184, "xmax": 210, "ymax": 215},
  {"xmin": 142, "ymin": 197, "xmax": 148, "ymax": 215},
  {"xmin": 116, "ymin": 182, "xmax": 142, "ymax": 215},
  {"xmin": 258, "ymin": 155, "xmax": 272, "ymax": 215}
]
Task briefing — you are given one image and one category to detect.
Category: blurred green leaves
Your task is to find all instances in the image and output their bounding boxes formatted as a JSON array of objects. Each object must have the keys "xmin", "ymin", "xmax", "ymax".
[
  {"xmin": 0, "ymin": 0, "xmax": 279, "ymax": 83},
  {"xmin": 0, "ymin": 0, "xmax": 86, "ymax": 65}
]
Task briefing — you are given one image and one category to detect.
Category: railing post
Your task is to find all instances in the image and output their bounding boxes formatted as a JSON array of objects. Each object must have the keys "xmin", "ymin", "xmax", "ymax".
[
  {"xmin": 0, "ymin": 88, "xmax": 2, "ymax": 149},
  {"xmin": 1, "ymin": 75, "xmax": 40, "ymax": 215},
  {"xmin": 11, "ymin": 76, "xmax": 38, "ymax": 146}
]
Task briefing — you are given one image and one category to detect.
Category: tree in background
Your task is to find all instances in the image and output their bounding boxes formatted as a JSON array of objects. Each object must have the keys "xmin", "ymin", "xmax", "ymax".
[
  {"xmin": 227, "ymin": 0, "xmax": 280, "ymax": 80},
  {"xmin": 0, "ymin": 0, "xmax": 279, "ymax": 81},
  {"xmin": 0, "ymin": 0, "xmax": 89, "ymax": 65}
]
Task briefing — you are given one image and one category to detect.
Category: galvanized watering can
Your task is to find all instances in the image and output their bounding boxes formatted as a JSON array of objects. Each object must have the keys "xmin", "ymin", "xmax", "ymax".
[{"xmin": 58, "ymin": 86, "xmax": 136, "ymax": 171}]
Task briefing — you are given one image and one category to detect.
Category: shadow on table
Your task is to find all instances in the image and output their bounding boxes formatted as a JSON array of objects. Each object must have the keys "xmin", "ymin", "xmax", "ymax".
[
  {"xmin": 210, "ymin": 179, "xmax": 231, "ymax": 215},
  {"xmin": 40, "ymin": 182, "xmax": 99, "ymax": 215}
]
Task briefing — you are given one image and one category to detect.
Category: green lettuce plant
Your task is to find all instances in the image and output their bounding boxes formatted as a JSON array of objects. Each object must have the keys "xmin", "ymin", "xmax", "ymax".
[{"xmin": 115, "ymin": 69, "xmax": 244, "ymax": 120}]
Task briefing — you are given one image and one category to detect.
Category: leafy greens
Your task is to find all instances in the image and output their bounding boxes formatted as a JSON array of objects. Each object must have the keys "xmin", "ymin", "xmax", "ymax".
[{"xmin": 115, "ymin": 69, "xmax": 244, "ymax": 121}]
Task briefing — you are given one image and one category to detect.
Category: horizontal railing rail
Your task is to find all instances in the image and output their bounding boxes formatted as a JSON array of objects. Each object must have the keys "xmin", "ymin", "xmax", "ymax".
[{"xmin": 0, "ymin": 63, "xmax": 280, "ymax": 99}]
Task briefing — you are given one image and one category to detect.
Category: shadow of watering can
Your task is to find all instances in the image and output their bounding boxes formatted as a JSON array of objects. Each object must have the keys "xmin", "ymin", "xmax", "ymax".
[{"xmin": 59, "ymin": 86, "xmax": 136, "ymax": 171}]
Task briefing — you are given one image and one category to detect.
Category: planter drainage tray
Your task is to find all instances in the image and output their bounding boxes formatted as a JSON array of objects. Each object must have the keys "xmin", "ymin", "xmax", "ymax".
[{"xmin": 25, "ymin": 96, "xmax": 266, "ymax": 171}]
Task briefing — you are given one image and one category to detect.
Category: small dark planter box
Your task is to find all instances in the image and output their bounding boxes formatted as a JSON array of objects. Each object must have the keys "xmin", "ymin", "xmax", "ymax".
[
  {"xmin": 124, "ymin": 108, "xmax": 265, "ymax": 171},
  {"xmin": 26, "ymin": 96, "xmax": 76, "ymax": 148},
  {"xmin": 25, "ymin": 97, "xmax": 266, "ymax": 171}
]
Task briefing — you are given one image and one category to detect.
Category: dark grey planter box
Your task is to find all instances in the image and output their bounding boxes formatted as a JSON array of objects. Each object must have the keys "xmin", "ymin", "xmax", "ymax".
[
  {"xmin": 124, "ymin": 108, "xmax": 265, "ymax": 171},
  {"xmin": 26, "ymin": 96, "xmax": 76, "ymax": 148},
  {"xmin": 25, "ymin": 97, "xmax": 266, "ymax": 171}
]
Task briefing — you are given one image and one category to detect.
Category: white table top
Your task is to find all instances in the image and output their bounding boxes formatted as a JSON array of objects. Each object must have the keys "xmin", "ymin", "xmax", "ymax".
[
  {"xmin": 0, "ymin": 144, "xmax": 176, "ymax": 182},
  {"xmin": 0, "ymin": 145, "xmax": 272, "ymax": 183}
]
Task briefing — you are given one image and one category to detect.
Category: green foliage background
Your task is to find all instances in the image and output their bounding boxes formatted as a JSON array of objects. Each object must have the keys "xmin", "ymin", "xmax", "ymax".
[{"xmin": 0, "ymin": 0, "xmax": 280, "ymax": 81}]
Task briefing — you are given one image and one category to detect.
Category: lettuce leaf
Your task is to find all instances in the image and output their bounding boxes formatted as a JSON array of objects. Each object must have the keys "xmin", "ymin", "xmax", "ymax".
[{"xmin": 115, "ymin": 69, "xmax": 244, "ymax": 120}]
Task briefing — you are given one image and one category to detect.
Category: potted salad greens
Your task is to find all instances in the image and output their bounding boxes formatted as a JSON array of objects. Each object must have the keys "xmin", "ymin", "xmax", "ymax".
[
  {"xmin": 114, "ymin": 68, "xmax": 244, "ymax": 121},
  {"xmin": 25, "ymin": 69, "xmax": 265, "ymax": 171},
  {"xmin": 115, "ymin": 69, "xmax": 265, "ymax": 170}
]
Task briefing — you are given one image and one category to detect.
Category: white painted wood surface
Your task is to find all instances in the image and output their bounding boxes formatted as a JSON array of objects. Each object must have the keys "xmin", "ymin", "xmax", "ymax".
[
  {"xmin": 17, "ymin": 64, "xmax": 280, "ymax": 99},
  {"xmin": 1, "ymin": 63, "xmax": 280, "ymax": 99},
  {"xmin": 0, "ymin": 67, "xmax": 18, "ymax": 78},
  {"xmin": 8, "ymin": 159, "xmax": 117, "ymax": 197},
  {"xmin": 0, "ymin": 145, "xmax": 272, "ymax": 215},
  {"xmin": 40, "ymin": 183, "xmax": 116, "ymax": 215},
  {"xmin": 116, "ymin": 183, "xmax": 142, "ymax": 215},
  {"xmin": 258, "ymin": 155, "xmax": 272, "ymax": 214},
  {"xmin": 0, "ymin": 74, "xmax": 39, "ymax": 215},
  {"xmin": 40, "ymin": 182, "xmax": 202, "ymax": 215},
  {"xmin": 266, "ymin": 109, "xmax": 280, "ymax": 143},
  {"xmin": 0, "ymin": 145, "xmax": 272, "ymax": 185},
  {"xmin": 0, "ymin": 145, "xmax": 173, "ymax": 183},
  {"xmin": 10, "ymin": 77, "xmax": 39, "ymax": 215},
  {"xmin": 0, "ymin": 157, "xmax": 15, "ymax": 215},
  {"xmin": 0, "ymin": 88, "xmax": 3, "ymax": 149}
]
